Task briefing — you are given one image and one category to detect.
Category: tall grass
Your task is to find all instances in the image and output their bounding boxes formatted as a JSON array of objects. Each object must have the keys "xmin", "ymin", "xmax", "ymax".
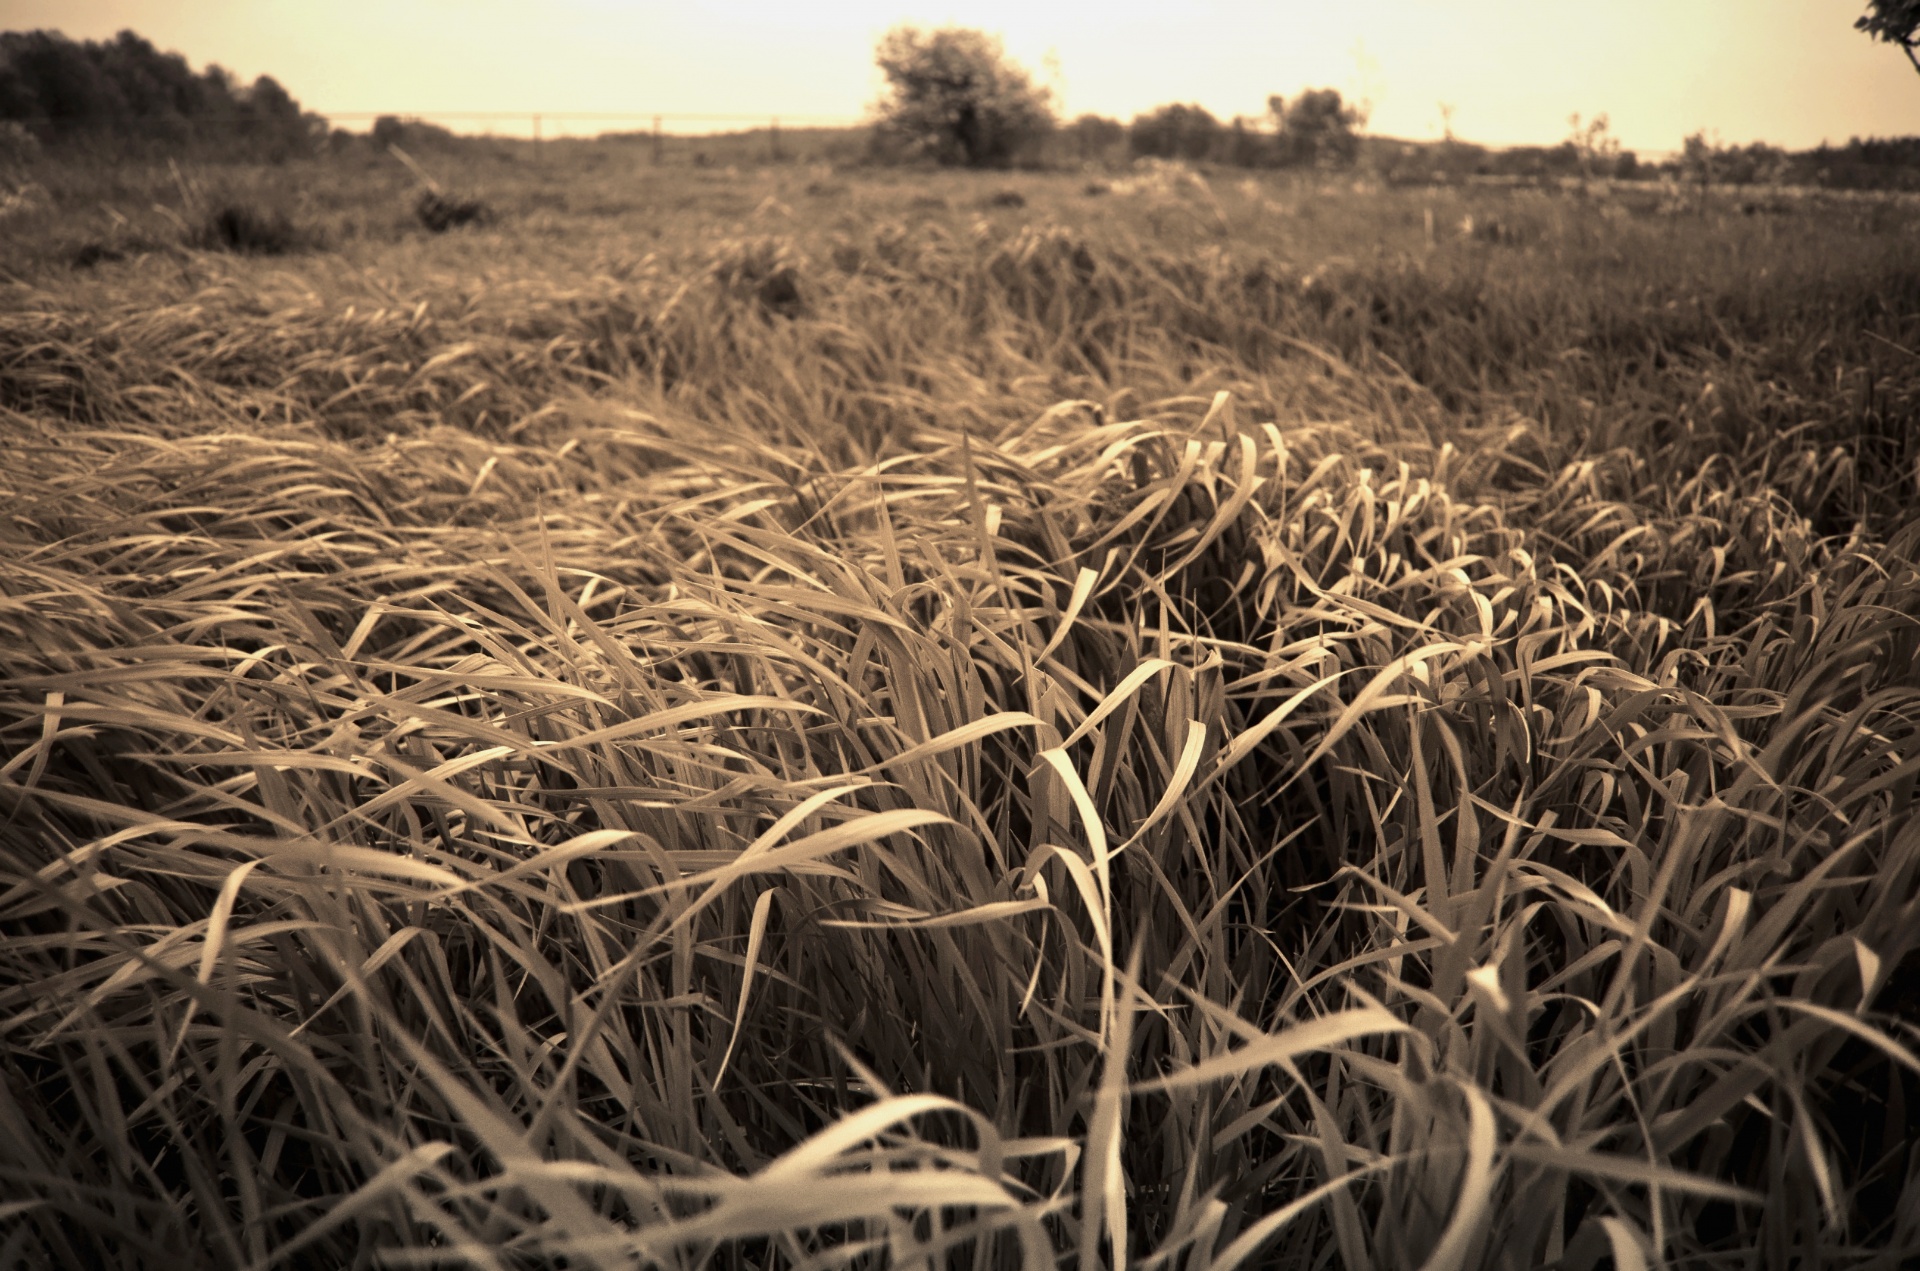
[{"xmin": 2, "ymin": 165, "xmax": 1918, "ymax": 1267}]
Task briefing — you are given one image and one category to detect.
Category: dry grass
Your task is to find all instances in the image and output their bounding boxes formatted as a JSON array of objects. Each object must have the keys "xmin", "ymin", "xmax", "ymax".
[{"xmin": 1, "ymin": 150, "xmax": 1918, "ymax": 1268}]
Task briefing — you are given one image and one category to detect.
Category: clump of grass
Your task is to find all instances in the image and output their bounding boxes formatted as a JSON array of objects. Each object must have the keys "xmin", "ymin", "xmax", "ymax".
[
  {"xmin": 708, "ymin": 235, "xmax": 807, "ymax": 318},
  {"xmin": 414, "ymin": 188, "xmax": 491, "ymax": 233},
  {"xmin": 189, "ymin": 200, "xmax": 314, "ymax": 254},
  {"xmin": 385, "ymin": 140, "xmax": 493, "ymax": 233},
  {"xmin": 67, "ymin": 237, "xmax": 163, "ymax": 268},
  {"xmin": 66, "ymin": 239, "xmax": 125, "ymax": 267}
]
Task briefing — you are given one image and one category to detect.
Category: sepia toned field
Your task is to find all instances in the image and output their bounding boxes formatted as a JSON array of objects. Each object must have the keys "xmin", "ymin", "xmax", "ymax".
[{"xmin": 3, "ymin": 144, "xmax": 1920, "ymax": 1268}]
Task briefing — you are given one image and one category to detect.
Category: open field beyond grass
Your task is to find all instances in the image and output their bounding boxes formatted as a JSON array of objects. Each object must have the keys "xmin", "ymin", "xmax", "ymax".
[{"xmin": 3, "ymin": 148, "xmax": 1920, "ymax": 1268}]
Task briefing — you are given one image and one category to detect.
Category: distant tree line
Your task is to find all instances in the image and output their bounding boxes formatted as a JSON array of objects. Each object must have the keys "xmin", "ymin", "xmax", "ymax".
[
  {"xmin": 0, "ymin": 28, "xmax": 325, "ymax": 159},
  {"xmin": 872, "ymin": 25, "xmax": 1375, "ymax": 172},
  {"xmin": 7, "ymin": 21, "xmax": 1920, "ymax": 195},
  {"xmin": 1119, "ymin": 91, "xmax": 1366, "ymax": 168},
  {"xmin": 866, "ymin": 24, "xmax": 1920, "ymax": 194},
  {"xmin": 1786, "ymin": 135, "xmax": 1920, "ymax": 191}
]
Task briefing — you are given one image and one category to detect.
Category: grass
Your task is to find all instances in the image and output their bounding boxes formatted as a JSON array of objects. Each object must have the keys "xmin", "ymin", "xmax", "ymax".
[{"xmin": 1, "ymin": 145, "xmax": 1919, "ymax": 1268}]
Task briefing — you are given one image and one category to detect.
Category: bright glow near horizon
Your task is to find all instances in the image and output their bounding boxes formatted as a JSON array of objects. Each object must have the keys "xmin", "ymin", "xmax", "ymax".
[{"xmin": 5, "ymin": 0, "xmax": 1917, "ymax": 152}]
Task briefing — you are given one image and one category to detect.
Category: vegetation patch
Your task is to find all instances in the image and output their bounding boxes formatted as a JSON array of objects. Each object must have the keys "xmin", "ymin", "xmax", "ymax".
[
  {"xmin": 67, "ymin": 237, "xmax": 163, "ymax": 268},
  {"xmin": 190, "ymin": 200, "xmax": 314, "ymax": 254},
  {"xmin": 414, "ymin": 188, "xmax": 492, "ymax": 232},
  {"xmin": 3, "ymin": 17, "xmax": 1920, "ymax": 1263}
]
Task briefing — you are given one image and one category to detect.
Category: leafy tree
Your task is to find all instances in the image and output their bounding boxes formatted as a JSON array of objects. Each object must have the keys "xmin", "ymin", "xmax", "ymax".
[
  {"xmin": 1857, "ymin": 0, "xmax": 1920, "ymax": 76},
  {"xmin": 0, "ymin": 31, "xmax": 121, "ymax": 133},
  {"xmin": 1128, "ymin": 103, "xmax": 1221, "ymax": 162},
  {"xmin": 1270, "ymin": 88, "xmax": 1365, "ymax": 167},
  {"xmin": 244, "ymin": 74, "xmax": 300, "ymax": 123},
  {"xmin": 0, "ymin": 28, "xmax": 321, "ymax": 157},
  {"xmin": 870, "ymin": 26, "xmax": 1053, "ymax": 168}
]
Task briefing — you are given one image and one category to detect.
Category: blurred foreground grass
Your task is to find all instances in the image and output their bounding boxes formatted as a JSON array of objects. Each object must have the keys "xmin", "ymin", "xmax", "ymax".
[{"xmin": 2, "ymin": 151, "xmax": 1919, "ymax": 1268}]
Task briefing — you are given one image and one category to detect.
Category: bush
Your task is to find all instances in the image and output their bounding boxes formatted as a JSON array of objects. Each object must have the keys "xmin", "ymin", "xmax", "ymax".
[
  {"xmin": 1270, "ymin": 88, "xmax": 1365, "ymax": 167},
  {"xmin": 870, "ymin": 26, "xmax": 1053, "ymax": 168},
  {"xmin": 1129, "ymin": 103, "xmax": 1222, "ymax": 163}
]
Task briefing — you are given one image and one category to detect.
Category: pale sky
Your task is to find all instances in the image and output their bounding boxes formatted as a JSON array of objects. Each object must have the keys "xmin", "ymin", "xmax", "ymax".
[{"xmin": 4, "ymin": 1, "xmax": 1916, "ymax": 151}]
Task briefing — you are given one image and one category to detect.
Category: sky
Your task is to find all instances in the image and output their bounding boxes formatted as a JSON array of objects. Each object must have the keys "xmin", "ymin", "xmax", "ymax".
[{"xmin": 4, "ymin": 0, "xmax": 1917, "ymax": 152}]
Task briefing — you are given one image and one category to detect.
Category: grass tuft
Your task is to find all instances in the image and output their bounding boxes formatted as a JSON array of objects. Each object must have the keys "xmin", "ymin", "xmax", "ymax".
[
  {"xmin": 190, "ymin": 201, "xmax": 315, "ymax": 255},
  {"xmin": 415, "ymin": 189, "xmax": 493, "ymax": 233}
]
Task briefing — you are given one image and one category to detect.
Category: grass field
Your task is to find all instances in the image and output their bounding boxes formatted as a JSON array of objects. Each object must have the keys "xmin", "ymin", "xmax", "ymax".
[{"xmin": 3, "ymin": 144, "xmax": 1920, "ymax": 1269}]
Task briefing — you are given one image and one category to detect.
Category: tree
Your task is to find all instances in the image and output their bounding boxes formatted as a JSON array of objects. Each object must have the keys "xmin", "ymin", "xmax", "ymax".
[
  {"xmin": 1857, "ymin": 0, "xmax": 1920, "ymax": 76},
  {"xmin": 1128, "ymin": 103, "xmax": 1222, "ymax": 162},
  {"xmin": 871, "ymin": 26, "xmax": 1053, "ymax": 168},
  {"xmin": 1270, "ymin": 88, "xmax": 1365, "ymax": 167},
  {"xmin": 0, "ymin": 28, "xmax": 319, "ymax": 157},
  {"xmin": 1680, "ymin": 130, "xmax": 1717, "ymax": 193}
]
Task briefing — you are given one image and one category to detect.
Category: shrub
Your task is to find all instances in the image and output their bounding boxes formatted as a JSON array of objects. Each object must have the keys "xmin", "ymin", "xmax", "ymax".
[
  {"xmin": 870, "ymin": 25, "xmax": 1053, "ymax": 168},
  {"xmin": 1270, "ymin": 88, "xmax": 1365, "ymax": 167},
  {"xmin": 1129, "ymin": 103, "xmax": 1222, "ymax": 162}
]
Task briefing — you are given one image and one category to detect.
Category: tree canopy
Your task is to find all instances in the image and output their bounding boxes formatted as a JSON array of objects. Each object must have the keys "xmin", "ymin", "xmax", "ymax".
[
  {"xmin": 870, "ymin": 26, "xmax": 1053, "ymax": 168},
  {"xmin": 1858, "ymin": 0, "xmax": 1920, "ymax": 74},
  {"xmin": 1269, "ymin": 89, "xmax": 1365, "ymax": 167},
  {"xmin": 1128, "ymin": 103, "xmax": 1222, "ymax": 162},
  {"xmin": 0, "ymin": 28, "xmax": 322, "ymax": 157}
]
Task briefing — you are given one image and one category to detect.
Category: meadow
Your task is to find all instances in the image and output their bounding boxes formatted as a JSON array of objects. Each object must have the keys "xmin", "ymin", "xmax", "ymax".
[{"xmin": 2, "ymin": 140, "xmax": 1919, "ymax": 1269}]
